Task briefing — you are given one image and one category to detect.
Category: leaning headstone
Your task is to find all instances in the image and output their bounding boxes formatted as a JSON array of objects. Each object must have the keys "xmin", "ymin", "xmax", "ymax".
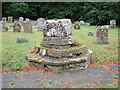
[
  {"xmin": 22, "ymin": 21, "xmax": 33, "ymax": 33},
  {"xmin": 17, "ymin": 38, "xmax": 28, "ymax": 43},
  {"xmin": 19, "ymin": 17, "xmax": 24, "ymax": 23},
  {"xmin": 110, "ymin": 20, "xmax": 116, "ymax": 28},
  {"xmin": 80, "ymin": 20, "xmax": 85, "ymax": 25},
  {"xmin": 13, "ymin": 22, "xmax": 21, "ymax": 32},
  {"xmin": 96, "ymin": 26, "xmax": 109, "ymax": 44},
  {"xmin": 0, "ymin": 21, "xmax": 8, "ymax": 32},
  {"xmin": 8, "ymin": 16, "xmax": 13, "ymax": 23},
  {"xmin": 87, "ymin": 32, "xmax": 93, "ymax": 36},
  {"xmin": 37, "ymin": 18, "xmax": 45, "ymax": 31}
]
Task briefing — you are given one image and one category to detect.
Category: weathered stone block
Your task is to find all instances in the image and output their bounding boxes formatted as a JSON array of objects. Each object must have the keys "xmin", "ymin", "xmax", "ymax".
[{"xmin": 43, "ymin": 19, "xmax": 72, "ymax": 37}]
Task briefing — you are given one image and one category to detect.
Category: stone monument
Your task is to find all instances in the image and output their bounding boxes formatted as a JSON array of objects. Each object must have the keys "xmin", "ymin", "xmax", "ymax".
[
  {"xmin": 22, "ymin": 21, "xmax": 33, "ymax": 33},
  {"xmin": 37, "ymin": 18, "xmax": 45, "ymax": 31},
  {"xmin": 13, "ymin": 21, "xmax": 21, "ymax": 32},
  {"xmin": 8, "ymin": 16, "xmax": 13, "ymax": 23},
  {"xmin": 96, "ymin": 26, "xmax": 109, "ymax": 44},
  {"xmin": 110, "ymin": 20, "xmax": 116, "ymax": 27},
  {"xmin": 26, "ymin": 19, "xmax": 93, "ymax": 72}
]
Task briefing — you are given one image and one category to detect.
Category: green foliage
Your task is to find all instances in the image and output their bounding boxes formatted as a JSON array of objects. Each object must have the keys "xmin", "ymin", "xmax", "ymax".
[{"xmin": 2, "ymin": 2, "xmax": 120, "ymax": 25}]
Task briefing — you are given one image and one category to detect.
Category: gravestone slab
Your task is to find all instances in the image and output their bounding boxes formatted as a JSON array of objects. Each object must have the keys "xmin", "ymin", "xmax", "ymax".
[
  {"xmin": 2, "ymin": 17, "xmax": 7, "ymax": 22},
  {"xmin": 13, "ymin": 22, "xmax": 21, "ymax": 32},
  {"xmin": 110, "ymin": 20, "xmax": 116, "ymax": 27},
  {"xmin": 0, "ymin": 21, "xmax": 8, "ymax": 32},
  {"xmin": 96, "ymin": 26, "xmax": 109, "ymax": 44},
  {"xmin": 80, "ymin": 20, "xmax": 85, "ymax": 25},
  {"xmin": 19, "ymin": 17, "xmax": 24, "ymax": 23},
  {"xmin": 37, "ymin": 18, "xmax": 45, "ymax": 31},
  {"xmin": 22, "ymin": 21, "xmax": 33, "ymax": 33},
  {"xmin": 8, "ymin": 16, "xmax": 13, "ymax": 23},
  {"xmin": 17, "ymin": 38, "xmax": 28, "ymax": 43}
]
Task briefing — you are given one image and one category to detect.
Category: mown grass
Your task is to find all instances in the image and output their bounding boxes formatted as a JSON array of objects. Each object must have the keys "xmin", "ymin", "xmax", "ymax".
[{"xmin": 1, "ymin": 23, "xmax": 119, "ymax": 71}]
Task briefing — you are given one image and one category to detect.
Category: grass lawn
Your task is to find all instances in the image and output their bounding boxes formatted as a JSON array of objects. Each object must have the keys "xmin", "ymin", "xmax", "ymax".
[{"xmin": 1, "ymin": 23, "xmax": 119, "ymax": 71}]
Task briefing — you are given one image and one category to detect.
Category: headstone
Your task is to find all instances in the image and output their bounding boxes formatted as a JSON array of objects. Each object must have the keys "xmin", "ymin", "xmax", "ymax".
[
  {"xmin": 2, "ymin": 17, "xmax": 7, "ymax": 22},
  {"xmin": 13, "ymin": 22, "xmax": 21, "ymax": 32},
  {"xmin": 0, "ymin": 21, "xmax": 8, "ymax": 32},
  {"xmin": 37, "ymin": 18, "xmax": 45, "ymax": 31},
  {"xmin": 87, "ymin": 32, "xmax": 93, "ymax": 36},
  {"xmin": 22, "ymin": 21, "xmax": 33, "ymax": 33},
  {"xmin": 85, "ymin": 23, "xmax": 90, "ymax": 26},
  {"xmin": 19, "ymin": 17, "xmax": 24, "ymax": 23},
  {"xmin": 73, "ymin": 21, "xmax": 80, "ymax": 29},
  {"xmin": 96, "ymin": 26, "xmax": 109, "ymax": 44},
  {"xmin": 17, "ymin": 38, "xmax": 28, "ymax": 43},
  {"xmin": 80, "ymin": 20, "xmax": 85, "ymax": 25},
  {"xmin": 110, "ymin": 20, "xmax": 116, "ymax": 27},
  {"xmin": 25, "ymin": 18, "xmax": 30, "ymax": 22},
  {"xmin": 8, "ymin": 16, "xmax": 13, "ymax": 23}
]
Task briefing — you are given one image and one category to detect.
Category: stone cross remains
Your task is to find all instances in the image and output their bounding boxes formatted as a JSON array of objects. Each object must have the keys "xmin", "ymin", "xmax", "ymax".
[
  {"xmin": 8, "ymin": 16, "xmax": 13, "ymax": 23},
  {"xmin": 41, "ymin": 19, "xmax": 74, "ymax": 49},
  {"xmin": 37, "ymin": 18, "xmax": 45, "ymax": 31},
  {"xmin": 96, "ymin": 26, "xmax": 109, "ymax": 44},
  {"xmin": 22, "ymin": 21, "xmax": 33, "ymax": 33}
]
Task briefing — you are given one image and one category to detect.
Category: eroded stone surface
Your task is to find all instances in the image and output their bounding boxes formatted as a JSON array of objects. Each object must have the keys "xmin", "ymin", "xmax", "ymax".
[{"xmin": 43, "ymin": 19, "xmax": 72, "ymax": 37}]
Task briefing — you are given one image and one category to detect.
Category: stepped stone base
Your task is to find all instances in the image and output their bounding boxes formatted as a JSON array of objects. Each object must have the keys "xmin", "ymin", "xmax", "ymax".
[{"xmin": 26, "ymin": 49, "xmax": 93, "ymax": 72}]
